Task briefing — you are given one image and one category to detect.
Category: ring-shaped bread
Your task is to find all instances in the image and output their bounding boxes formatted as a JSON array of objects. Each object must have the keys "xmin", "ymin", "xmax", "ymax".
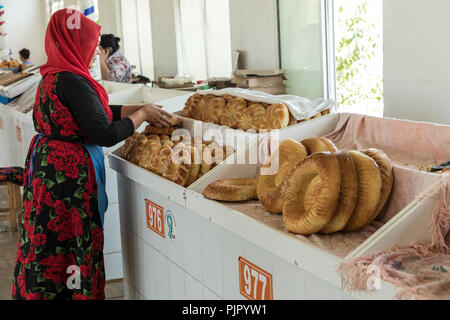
[
  {"xmin": 257, "ymin": 139, "xmax": 308, "ymax": 214},
  {"xmin": 320, "ymin": 151, "xmax": 358, "ymax": 234},
  {"xmin": 361, "ymin": 148, "xmax": 394, "ymax": 223},
  {"xmin": 343, "ymin": 151, "xmax": 382, "ymax": 232},
  {"xmin": 301, "ymin": 137, "xmax": 338, "ymax": 154},
  {"xmin": 203, "ymin": 178, "xmax": 258, "ymax": 202},
  {"xmin": 282, "ymin": 152, "xmax": 341, "ymax": 235},
  {"xmin": 274, "ymin": 140, "xmax": 309, "ymax": 187}
]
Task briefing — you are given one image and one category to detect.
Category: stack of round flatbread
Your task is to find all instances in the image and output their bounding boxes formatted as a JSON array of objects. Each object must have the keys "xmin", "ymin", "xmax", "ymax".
[
  {"xmin": 202, "ymin": 136, "xmax": 394, "ymax": 235},
  {"xmin": 122, "ymin": 126, "xmax": 235, "ymax": 187},
  {"xmin": 181, "ymin": 93, "xmax": 331, "ymax": 132}
]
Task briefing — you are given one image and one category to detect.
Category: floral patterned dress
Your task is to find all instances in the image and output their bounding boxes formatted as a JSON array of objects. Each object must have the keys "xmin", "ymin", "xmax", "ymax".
[
  {"xmin": 12, "ymin": 73, "xmax": 106, "ymax": 300},
  {"xmin": 106, "ymin": 50, "xmax": 133, "ymax": 84}
]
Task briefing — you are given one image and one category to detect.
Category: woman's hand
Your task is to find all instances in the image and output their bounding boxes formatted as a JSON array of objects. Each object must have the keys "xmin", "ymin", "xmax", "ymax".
[
  {"xmin": 127, "ymin": 104, "xmax": 176, "ymax": 130},
  {"xmin": 99, "ymin": 47, "xmax": 112, "ymax": 81},
  {"xmin": 99, "ymin": 47, "xmax": 110, "ymax": 64},
  {"xmin": 141, "ymin": 104, "xmax": 174, "ymax": 128}
]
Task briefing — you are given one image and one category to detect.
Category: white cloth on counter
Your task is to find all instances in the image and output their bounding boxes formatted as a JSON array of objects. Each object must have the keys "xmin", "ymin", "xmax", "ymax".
[
  {"xmin": 10, "ymin": 81, "xmax": 40, "ymax": 114},
  {"xmin": 196, "ymin": 88, "xmax": 335, "ymax": 120}
]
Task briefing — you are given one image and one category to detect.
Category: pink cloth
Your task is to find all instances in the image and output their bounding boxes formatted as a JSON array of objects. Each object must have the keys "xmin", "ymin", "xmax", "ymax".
[
  {"xmin": 326, "ymin": 113, "xmax": 450, "ymax": 168},
  {"xmin": 329, "ymin": 114, "xmax": 450, "ymax": 299},
  {"xmin": 296, "ymin": 114, "xmax": 448, "ymax": 259},
  {"xmin": 338, "ymin": 175, "xmax": 450, "ymax": 300}
]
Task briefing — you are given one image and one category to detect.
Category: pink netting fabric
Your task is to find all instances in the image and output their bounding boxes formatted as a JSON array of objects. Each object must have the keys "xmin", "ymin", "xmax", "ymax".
[{"xmin": 330, "ymin": 114, "xmax": 450, "ymax": 300}]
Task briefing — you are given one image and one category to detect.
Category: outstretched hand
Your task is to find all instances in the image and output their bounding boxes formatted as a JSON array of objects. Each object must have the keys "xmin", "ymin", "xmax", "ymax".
[{"xmin": 141, "ymin": 104, "xmax": 175, "ymax": 128}]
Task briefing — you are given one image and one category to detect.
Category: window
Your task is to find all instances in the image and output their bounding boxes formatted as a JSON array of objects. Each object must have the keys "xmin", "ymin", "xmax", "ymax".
[
  {"xmin": 175, "ymin": 0, "xmax": 232, "ymax": 81},
  {"xmin": 334, "ymin": 0, "xmax": 383, "ymax": 116},
  {"xmin": 47, "ymin": 0, "xmax": 65, "ymax": 15},
  {"xmin": 278, "ymin": 0, "xmax": 383, "ymax": 116},
  {"xmin": 278, "ymin": 0, "xmax": 325, "ymax": 100},
  {"xmin": 47, "ymin": 0, "xmax": 100, "ymax": 19}
]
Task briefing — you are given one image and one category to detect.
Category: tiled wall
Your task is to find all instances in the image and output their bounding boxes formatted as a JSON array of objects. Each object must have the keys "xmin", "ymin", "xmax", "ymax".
[
  {"xmin": 117, "ymin": 175, "xmax": 349, "ymax": 300},
  {"xmin": 102, "ymin": 163, "xmax": 124, "ymax": 281}
]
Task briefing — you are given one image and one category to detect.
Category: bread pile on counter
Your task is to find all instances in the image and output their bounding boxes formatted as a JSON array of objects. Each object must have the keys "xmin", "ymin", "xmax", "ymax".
[
  {"xmin": 0, "ymin": 59, "xmax": 19, "ymax": 69},
  {"xmin": 203, "ymin": 137, "xmax": 394, "ymax": 235},
  {"xmin": 181, "ymin": 93, "xmax": 330, "ymax": 132},
  {"xmin": 122, "ymin": 118, "xmax": 235, "ymax": 187}
]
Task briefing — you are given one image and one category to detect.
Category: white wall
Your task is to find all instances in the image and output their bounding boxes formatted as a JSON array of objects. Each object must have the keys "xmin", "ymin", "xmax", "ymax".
[
  {"xmin": 229, "ymin": 0, "xmax": 279, "ymax": 70},
  {"xmin": 149, "ymin": 0, "xmax": 178, "ymax": 79},
  {"xmin": 98, "ymin": 0, "xmax": 122, "ymax": 38},
  {"xmin": 148, "ymin": 0, "xmax": 281, "ymax": 78},
  {"xmin": 3, "ymin": 0, "xmax": 48, "ymax": 66},
  {"xmin": 96, "ymin": 0, "xmax": 282, "ymax": 77},
  {"xmin": 383, "ymin": 0, "xmax": 450, "ymax": 125},
  {"xmin": 98, "ymin": 0, "xmax": 178, "ymax": 80}
]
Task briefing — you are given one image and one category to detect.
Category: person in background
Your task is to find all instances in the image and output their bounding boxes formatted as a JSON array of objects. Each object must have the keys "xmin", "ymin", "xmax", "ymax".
[
  {"xmin": 99, "ymin": 34, "xmax": 132, "ymax": 83},
  {"xmin": 19, "ymin": 48, "xmax": 34, "ymax": 68}
]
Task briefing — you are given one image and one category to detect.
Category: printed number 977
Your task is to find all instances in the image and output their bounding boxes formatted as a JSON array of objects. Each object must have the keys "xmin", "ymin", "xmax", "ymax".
[{"xmin": 243, "ymin": 265, "xmax": 267, "ymax": 300}]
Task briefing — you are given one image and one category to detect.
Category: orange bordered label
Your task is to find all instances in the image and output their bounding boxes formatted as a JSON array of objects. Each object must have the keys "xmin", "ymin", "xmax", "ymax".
[
  {"xmin": 145, "ymin": 199, "xmax": 165, "ymax": 238},
  {"xmin": 238, "ymin": 257, "xmax": 273, "ymax": 300}
]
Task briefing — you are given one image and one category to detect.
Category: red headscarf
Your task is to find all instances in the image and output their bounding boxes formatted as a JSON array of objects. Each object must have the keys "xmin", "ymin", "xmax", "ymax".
[{"xmin": 40, "ymin": 9, "xmax": 112, "ymax": 122}]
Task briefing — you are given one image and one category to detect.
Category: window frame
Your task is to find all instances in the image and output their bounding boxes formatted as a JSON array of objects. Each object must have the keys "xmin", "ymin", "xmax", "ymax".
[
  {"xmin": 322, "ymin": 0, "xmax": 337, "ymax": 103},
  {"xmin": 276, "ymin": 0, "xmax": 337, "ymax": 104}
]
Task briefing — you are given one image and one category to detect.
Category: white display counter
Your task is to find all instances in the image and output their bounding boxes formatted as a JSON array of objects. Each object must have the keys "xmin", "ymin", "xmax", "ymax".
[
  {"xmin": 109, "ymin": 113, "xmax": 449, "ymax": 300},
  {"xmin": 0, "ymin": 106, "xmax": 34, "ymax": 168},
  {"xmin": 99, "ymin": 80, "xmax": 140, "ymax": 95},
  {"xmin": 12, "ymin": 110, "xmax": 34, "ymax": 167},
  {"xmin": 0, "ymin": 104, "xmax": 19, "ymax": 167},
  {"xmin": 102, "ymin": 86, "xmax": 188, "ymax": 280},
  {"xmin": 108, "ymin": 85, "xmax": 191, "ymax": 113}
]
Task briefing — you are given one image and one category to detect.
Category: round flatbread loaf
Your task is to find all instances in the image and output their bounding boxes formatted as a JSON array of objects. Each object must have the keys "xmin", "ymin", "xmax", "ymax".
[
  {"xmin": 301, "ymin": 137, "xmax": 338, "ymax": 154},
  {"xmin": 283, "ymin": 152, "xmax": 341, "ymax": 235},
  {"xmin": 203, "ymin": 178, "xmax": 258, "ymax": 202},
  {"xmin": 361, "ymin": 148, "xmax": 394, "ymax": 223},
  {"xmin": 257, "ymin": 139, "xmax": 308, "ymax": 214},
  {"xmin": 321, "ymin": 151, "xmax": 358, "ymax": 234},
  {"xmin": 265, "ymin": 103, "xmax": 289, "ymax": 130},
  {"xmin": 343, "ymin": 151, "xmax": 382, "ymax": 232}
]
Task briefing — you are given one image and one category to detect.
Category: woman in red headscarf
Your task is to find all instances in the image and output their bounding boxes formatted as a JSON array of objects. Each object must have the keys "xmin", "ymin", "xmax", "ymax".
[{"xmin": 11, "ymin": 9, "xmax": 175, "ymax": 300}]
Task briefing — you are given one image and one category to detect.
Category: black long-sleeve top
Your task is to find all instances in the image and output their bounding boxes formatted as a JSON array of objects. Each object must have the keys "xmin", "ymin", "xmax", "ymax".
[{"xmin": 56, "ymin": 72, "xmax": 135, "ymax": 147}]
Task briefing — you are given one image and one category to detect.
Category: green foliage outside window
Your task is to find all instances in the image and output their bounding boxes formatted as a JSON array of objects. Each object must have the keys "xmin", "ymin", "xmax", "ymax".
[{"xmin": 335, "ymin": 0, "xmax": 383, "ymax": 116}]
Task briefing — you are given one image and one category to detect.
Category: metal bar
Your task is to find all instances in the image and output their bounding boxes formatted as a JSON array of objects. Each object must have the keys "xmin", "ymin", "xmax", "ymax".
[{"xmin": 321, "ymin": 0, "xmax": 337, "ymax": 107}]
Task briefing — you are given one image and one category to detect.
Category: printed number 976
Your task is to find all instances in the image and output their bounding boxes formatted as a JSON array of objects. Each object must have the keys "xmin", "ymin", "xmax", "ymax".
[
  {"xmin": 149, "ymin": 206, "xmax": 162, "ymax": 232},
  {"xmin": 145, "ymin": 200, "xmax": 165, "ymax": 238}
]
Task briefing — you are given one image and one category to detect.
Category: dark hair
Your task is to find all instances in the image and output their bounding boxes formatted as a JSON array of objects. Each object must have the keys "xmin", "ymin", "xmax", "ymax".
[
  {"xmin": 19, "ymin": 48, "xmax": 30, "ymax": 60},
  {"xmin": 100, "ymin": 34, "xmax": 121, "ymax": 54}
]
